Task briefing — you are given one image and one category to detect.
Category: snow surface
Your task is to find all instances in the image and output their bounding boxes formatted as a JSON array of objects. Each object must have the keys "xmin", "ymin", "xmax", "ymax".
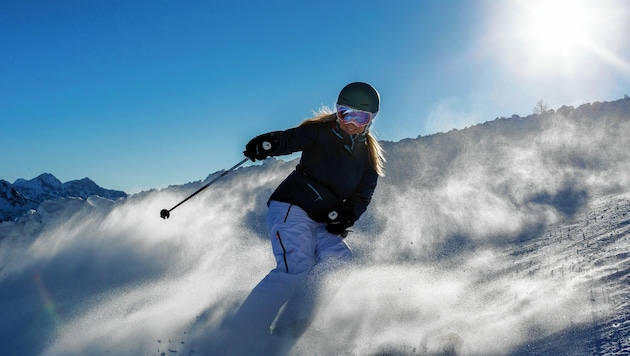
[{"xmin": 1, "ymin": 98, "xmax": 629, "ymax": 355}]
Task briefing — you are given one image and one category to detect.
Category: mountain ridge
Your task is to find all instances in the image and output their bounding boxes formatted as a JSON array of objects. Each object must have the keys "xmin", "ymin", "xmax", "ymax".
[{"xmin": 0, "ymin": 173, "xmax": 126, "ymax": 222}]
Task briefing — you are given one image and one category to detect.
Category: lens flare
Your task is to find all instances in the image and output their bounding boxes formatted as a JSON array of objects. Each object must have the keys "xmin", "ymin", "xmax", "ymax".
[{"xmin": 33, "ymin": 272, "xmax": 63, "ymax": 331}]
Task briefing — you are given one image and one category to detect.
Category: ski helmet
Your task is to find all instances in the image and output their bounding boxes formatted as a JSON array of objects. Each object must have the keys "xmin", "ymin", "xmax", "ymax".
[{"xmin": 337, "ymin": 82, "xmax": 380, "ymax": 114}]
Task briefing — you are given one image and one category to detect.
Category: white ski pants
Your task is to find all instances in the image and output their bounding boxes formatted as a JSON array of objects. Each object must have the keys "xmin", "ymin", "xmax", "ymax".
[{"xmin": 231, "ymin": 200, "xmax": 353, "ymax": 335}]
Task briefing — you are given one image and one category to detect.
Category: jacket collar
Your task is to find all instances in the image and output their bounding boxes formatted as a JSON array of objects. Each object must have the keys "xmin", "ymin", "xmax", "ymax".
[{"xmin": 331, "ymin": 121, "xmax": 367, "ymax": 153}]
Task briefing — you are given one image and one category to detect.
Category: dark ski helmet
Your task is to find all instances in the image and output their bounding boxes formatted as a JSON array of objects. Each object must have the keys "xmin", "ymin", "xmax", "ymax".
[{"xmin": 337, "ymin": 82, "xmax": 380, "ymax": 114}]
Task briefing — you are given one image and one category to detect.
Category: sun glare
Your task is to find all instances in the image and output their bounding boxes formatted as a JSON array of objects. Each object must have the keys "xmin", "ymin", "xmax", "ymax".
[
  {"xmin": 514, "ymin": 0, "xmax": 611, "ymax": 70},
  {"xmin": 485, "ymin": 0, "xmax": 630, "ymax": 77},
  {"xmin": 522, "ymin": 0, "xmax": 591, "ymax": 54}
]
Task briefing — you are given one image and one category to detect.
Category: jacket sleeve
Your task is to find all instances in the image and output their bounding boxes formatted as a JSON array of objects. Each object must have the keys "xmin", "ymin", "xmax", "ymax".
[
  {"xmin": 265, "ymin": 125, "xmax": 320, "ymax": 156},
  {"xmin": 345, "ymin": 168, "xmax": 379, "ymax": 224}
]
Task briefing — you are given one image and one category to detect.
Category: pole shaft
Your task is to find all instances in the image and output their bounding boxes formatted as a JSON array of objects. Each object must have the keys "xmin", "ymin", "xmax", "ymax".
[{"xmin": 167, "ymin": 158, "xmax": 249, "ymax": 213}]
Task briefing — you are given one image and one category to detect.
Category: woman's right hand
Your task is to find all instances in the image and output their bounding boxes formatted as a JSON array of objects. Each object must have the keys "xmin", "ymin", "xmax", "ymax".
[{"xmin": 244, "ymin": 133, "xmax": 279, "ymax": 161}]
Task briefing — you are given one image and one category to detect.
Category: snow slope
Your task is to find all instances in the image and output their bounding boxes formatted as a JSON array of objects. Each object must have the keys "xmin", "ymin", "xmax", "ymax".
[{"xmin": 0, "ymin": 97, "xmax": 629, "ymax": 355}]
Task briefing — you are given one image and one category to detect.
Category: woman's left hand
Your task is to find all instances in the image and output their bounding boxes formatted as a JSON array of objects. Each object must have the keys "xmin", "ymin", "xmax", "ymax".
[{"xmin": 326, "ymin": 204, "xmax": 352, "ymax": 235}]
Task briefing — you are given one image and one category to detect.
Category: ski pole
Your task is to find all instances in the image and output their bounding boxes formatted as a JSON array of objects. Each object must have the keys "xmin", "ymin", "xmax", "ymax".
[{"xmin": 160, "ymin": 157, "xmax": 249, "ymax": 219}]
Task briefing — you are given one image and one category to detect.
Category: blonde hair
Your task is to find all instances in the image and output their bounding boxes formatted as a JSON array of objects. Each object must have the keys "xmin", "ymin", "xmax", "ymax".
[{"xmin": 300, "ymin": 107, "xmax": 386, "ymax": 176}]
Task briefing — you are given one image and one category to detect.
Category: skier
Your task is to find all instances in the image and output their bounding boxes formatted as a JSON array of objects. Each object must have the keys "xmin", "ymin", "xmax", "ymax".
[{"xmin": 229, "ymin": 82, "xmax": 385, "ymax": 352}]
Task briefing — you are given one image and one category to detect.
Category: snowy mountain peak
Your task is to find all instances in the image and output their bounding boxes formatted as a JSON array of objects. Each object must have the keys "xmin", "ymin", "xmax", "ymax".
[
  {"xmin": 14, "ymin": 173, "xmax": 62, "ymax": 198},
  {"xmin": 1, "ymin": 173, "xmax": 126, "ymax": 222},
  {"xmin": 14, "ymin": 172, "xmax": 61, "ymax": 186},
  {"xmin": 0, "ymin": 180, "xmax": 32, "ymax": 221}
]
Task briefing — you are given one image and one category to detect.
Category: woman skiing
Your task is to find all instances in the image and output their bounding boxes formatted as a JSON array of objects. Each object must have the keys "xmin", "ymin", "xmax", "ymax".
[{"xmin": 228, "ymin": 82, "xmax": 385, "ymax": 351}]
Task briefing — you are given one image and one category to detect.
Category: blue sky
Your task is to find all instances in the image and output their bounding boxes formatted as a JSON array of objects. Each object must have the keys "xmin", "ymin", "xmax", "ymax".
[{"xmin": 2, "ymin": 0, "xmax": 629, "ymax": 193}]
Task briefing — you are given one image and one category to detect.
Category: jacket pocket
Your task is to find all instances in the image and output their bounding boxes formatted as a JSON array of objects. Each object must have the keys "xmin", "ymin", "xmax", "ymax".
[{"xmin": 289, "ymin": 171, "xmax": 340, "ymax": 222}]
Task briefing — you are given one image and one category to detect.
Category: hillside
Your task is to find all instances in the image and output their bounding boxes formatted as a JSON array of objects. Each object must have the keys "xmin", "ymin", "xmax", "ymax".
[{"xmin": 0, "ymin": 97, "xmax": 628, "ymax": 355}]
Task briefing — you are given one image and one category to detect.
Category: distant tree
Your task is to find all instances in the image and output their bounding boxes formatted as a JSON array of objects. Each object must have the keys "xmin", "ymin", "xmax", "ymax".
[{"xmin": 533, "ymin": 100, "xmax": 550, "ymax": 115}]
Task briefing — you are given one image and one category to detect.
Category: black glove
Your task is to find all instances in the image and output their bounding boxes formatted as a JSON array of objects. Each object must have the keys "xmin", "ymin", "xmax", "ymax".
[
  {"xmin": 326, "ymin": 204, "xmax": 353, "ymax": 236},
  {"xmin": 244, "ymin": 133, "xmax": 279, "ymax": 161}
]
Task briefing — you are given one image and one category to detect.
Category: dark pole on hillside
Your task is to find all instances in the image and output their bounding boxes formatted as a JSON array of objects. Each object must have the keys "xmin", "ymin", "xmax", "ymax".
[{"xmin": 160, "ymin": 158, "xmax": 249, "ymax": 219}]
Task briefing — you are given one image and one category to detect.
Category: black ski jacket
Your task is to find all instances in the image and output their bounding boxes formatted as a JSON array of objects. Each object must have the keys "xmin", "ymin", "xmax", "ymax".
[{"xmin": 265, "ymin": 121, "xmax": 379, "ymax": 224}]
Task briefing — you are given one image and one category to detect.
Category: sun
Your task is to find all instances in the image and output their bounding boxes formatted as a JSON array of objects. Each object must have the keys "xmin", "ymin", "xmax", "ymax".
[
  {"xmin": 483, "ymin": 0, "xmax": 630, "ymax": 77},
  {"xmin": 514, "ymin": 0, "xmax": 609, "ymax": 71},
  {"xmin": 519, "ymin": 0, "xmax": 591, "ymax": 55}
]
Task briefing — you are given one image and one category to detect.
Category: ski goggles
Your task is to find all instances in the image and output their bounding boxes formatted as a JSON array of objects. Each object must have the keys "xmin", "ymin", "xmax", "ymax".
[{"xmin": 336, "ymin": 104, "xmax": 377, "ymax": 127}]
